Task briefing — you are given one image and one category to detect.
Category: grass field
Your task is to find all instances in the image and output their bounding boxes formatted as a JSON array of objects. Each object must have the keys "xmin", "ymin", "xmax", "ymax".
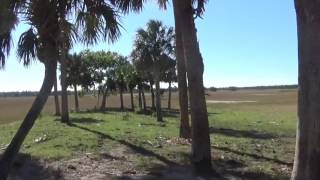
[{"xmin": 0, "ymin": 89, "xmax": 297, "ymax": 179}]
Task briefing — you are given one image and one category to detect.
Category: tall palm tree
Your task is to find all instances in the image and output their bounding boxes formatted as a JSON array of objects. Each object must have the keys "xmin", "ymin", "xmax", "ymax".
[
  {"xmin": 173, "ymin": 0, "xmax": 212, "ymax": 173},
  {"xmin": 53, "ymin": 72, "xmax": 61, "ymax": 116},
  {"xmin": 66, "ymin": 53, "xmax": 85, "ymax": 113},
  {"xmin": 291, "ymin": 1, "xmax": 320, "ymax": 180},
  {"xmin": 0, "ymin": 0, "xmax": 121, "ymax": 179},
  {"xmin": 162, "ymin": 59, "xmax": 176, "ymax": 110},
  {"xmin": 112, "ymin": 2, "xmax": 210, "ymax": 172},
  {"xmin": 114, "ymin": 55, "xmax": 129, "ymax": 111},
  {"xmin": 132, "ymin": 20, "xmax": 175, "ymax": 122},
  {"xmin": 172, "ymin": 0, "xmax": 191, "ymax": 139}
]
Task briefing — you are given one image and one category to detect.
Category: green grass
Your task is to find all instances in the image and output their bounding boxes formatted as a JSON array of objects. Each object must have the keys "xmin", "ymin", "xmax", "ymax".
[{"xmin": 0, "ymin": 90, "xmax": 297, "ymax": 179}]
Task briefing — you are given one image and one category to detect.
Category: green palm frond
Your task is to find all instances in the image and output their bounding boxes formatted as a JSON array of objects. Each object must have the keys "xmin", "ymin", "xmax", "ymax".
[
  {"xmin": 76, "ymin": 11, "xmax": 104, "ymax": 45},
  {"xmin": 59, "ymin": 19, "xmax": 77, "ymax": 49},
  {"xmin": 0, "ymin": 0, "xmax": 23, "ymax": 68},
  {"xmin": 111, "ymin": 0, "xmax": 168, "ymax": 13},
  {"xmin": 17, "ymin": 28, "xmax": 38, "ymax": 66},
  {"xmin": 98, "ymin": 4, "xmax": 121, "ymax": 43},
  {"xmin": 76, "ymin": 2, "xmax": 121, "ymax": 44},
  {"xmin": 111, "ymin": 0, "xmax": 145, "ymax": 13},
  {"xmin": 0, "ymin": 32, "xmax": 12, "ymax": 68}
]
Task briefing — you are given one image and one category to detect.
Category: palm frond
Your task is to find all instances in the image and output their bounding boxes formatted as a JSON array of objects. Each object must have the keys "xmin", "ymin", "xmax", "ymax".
[
  {"xmin": 157, "ymin": 0, "xmax": 168, "ymax": 9},
  {"xmin": 0, "ymin": 32, "xmax": 12, "ymax": 69},
  {"xmin": 98, "ymin": 4, "xmax": 121, "ymax": 43},
  {"xmin": 17, "ymin": 28, "xmax": 38, "ymax": 66},
  {"xmin": 59, "ymin": 19, "xmax": 77, "ymax": 49},
  {"xmin": 0, "ymin": 0, "xmax": 23, "ymax": 68},
  {"xmin": 76, "ymin": 11, "xmax": 104, "ymax": 45},
  {"xmin": 110, "ymin": 0, "xmax": 145, "ymax": 13},
  {"xmin": 192, "ymin": 0, "xmax": 208, "ymax": 18},
  {"xmin": 76, "ymin": 2, "xmax": 121, "ymax": 44}
]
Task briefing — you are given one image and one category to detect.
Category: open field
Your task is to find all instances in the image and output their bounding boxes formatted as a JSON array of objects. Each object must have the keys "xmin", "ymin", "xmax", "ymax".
[{"xmin": 0, "ymin": 89, "xmax": 297, "ymax": 179}]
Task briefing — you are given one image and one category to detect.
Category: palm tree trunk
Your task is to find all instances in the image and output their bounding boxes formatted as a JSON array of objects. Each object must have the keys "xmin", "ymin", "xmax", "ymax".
[
  {"xmin": 173, "ymin": 0, "xmax": 191, "ymax": 139},
  {"xmin": 138, "ymin": 85, "xmax": 142, "ymax": 110},
  {"xmin": 60, "ymin": 55, "xmax": 69, "ymax": 123},
  {"xmin": 150, "ymin": 82, "xmax": 155, "ymax": 110},
  {"xmin": 100, "ymin": 86, "xmax": 108, "ymax": 111},
  {"xmin": 141, "ymin": 86, "xmax": 146, "ymax": 112},
  {"xmin": 0, "ymin": 60, "xmax": 57, "ymax": 180},
  {"xmin": 168, "ymin": 81, "xmax": 172, "ymax": 110},
  {"xmin": 291, "ymin": 1, "xmax": 320, "ymax": 179},
  {"xmin": 73, "ymin": 84, "xmax": 79, "ymax": 112},
  {"xmin": 155, "ymin": 79, "xmax": 163, "ymax": 122},
  {"xmin": 174, "ymin": 0, "xmax": 212, "ymax": 173},
  {"xmin": 120, "ymin": 87, "xmax": 124, "ymax": 111},
  {"xmin": 130, "ymin": 88, "xmax": 134, "ymax": 111},
  {"xmin": 54, "ymin": 73, "xmax": 61, "ymax": 116},
  {"xmin": 96, "ymin": 89, "xmax": 100, "ymax": 109}
]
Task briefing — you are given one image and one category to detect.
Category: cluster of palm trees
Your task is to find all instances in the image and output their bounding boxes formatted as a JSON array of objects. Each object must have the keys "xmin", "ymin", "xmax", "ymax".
[
  {"xmin": 1, "ymin": 0, "xmax": 318, "ymax": 179},
  {"xmin": 61, "ymin": 40, "xmax": 176, "ymax": 119}
]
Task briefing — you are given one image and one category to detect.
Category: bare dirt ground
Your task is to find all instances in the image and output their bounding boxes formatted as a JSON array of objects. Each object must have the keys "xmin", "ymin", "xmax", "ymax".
[{"xmin": 8, "ymin": 145, "xmax": 222, "ymax": 180}]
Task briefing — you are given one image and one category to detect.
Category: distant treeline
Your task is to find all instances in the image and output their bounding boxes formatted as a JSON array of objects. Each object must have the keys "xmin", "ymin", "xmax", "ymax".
[
  {"xmin": 207, "ymin": 84, "xmax": 298, "ymax": 91},
  {"xmin": 0, "ymin": 88, "xmax": 179, "ymax": 98},
  {"xmin": 0, "ymin": 85, "xmax": 297, "ymax": 97},
  {"xmin": 0, "ymin": 91, "xmax": 39, "ymax": 97}
]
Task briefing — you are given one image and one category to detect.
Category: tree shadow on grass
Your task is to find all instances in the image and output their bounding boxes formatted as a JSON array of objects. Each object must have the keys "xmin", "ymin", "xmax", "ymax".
[
  {"xmin": 71, "ymin": 117, "xmax": 104, "ymax": 124},
  {"xmin": 4, "ymin": 153, "xmax": 64, "ymax": 180},
  {"xmin": 162, "ymin": 109, "xmax": 180, "ymax": 118},
  {"xmin": 213, "ymin": 145, "xmax": 293, "ymax": 166},
  {"xmin": 69, "ymin": 123, "xmax": 177, "ymax": 166},
  {"xmin": 212, "ymin": 157, "xmax": 289, "ymax": 179},
  {"xmin": 210, "ymin": 127, "xmax": 277, "ymax": 140},
  {"xmin": 105, "ymin": 107, "xmax": 134, "ymax": 112}
]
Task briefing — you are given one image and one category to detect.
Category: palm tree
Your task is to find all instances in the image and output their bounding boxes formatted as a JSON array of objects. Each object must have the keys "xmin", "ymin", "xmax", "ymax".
[
  {"xmin": 114, "ymin": 55, "xmax": 129, "ymax": 111},
  {"xmin": 291, "ymin": 1, "xmax": 320, "ymax": 179},
  {"xmin": 162, "ymin": 58, "xmax": 176, "ymax": 110},
  {"xmin": 132, "ymin": 20, "xmax": 175, "ymax": 122},
  {"xmin": 0, "ymin": 0, "xmax": 121, "ymax": 179},
  {"xmin": 125, "ymin": 63, "xmax": 139, "ymax": 111},
  {"xmin": 112, "ymin": 1, "xmax": 210, "ymax": 172},
  {"xmin": 66, "ymin": 53, "xmax": 85, "ymax": 113},
  {"xmin": 53, "ymin": 73, "xmax": 61, "ymax": 116},
  {"xmin": 173, "ymin": 0, "xmax": 212, "ymax": 173},
  {"xmin": 172, "ymin": 0, "xmax": 191, "ymax": 139}
]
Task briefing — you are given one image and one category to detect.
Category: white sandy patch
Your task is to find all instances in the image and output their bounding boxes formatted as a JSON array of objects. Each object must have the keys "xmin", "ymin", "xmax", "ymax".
[{"xmin": 206, "ymin": 100, "xmax": 257, "ymax": 104}]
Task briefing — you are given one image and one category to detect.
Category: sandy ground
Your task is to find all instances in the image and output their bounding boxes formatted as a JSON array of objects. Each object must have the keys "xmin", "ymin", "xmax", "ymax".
[{"xmin": 206, "ymin": 100, "xmax": 257, "ymax": 104}]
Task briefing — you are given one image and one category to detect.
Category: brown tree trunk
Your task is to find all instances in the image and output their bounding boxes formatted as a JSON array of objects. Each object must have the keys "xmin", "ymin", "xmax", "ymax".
[
  {"xmin": 150, "ymin": 81, "xmax": 155, "ymax": 110},
  {"xmin": 155, "ymin": 79, "xmax": 163, "ymax": 122},
  {"xmin": 120, "ymin": 87, "xmax": 124, "ymax": 111},
  {"xmin": 100, "ymin": 86, "xmax": 108, "ymax": 111},
  {"xmin": 0, "ymin": 60, "xmax": 57, "ymax": 180},
  {"xmin": 168, "ymin": 81, "xmax": 172, "ymax": 110},
  {"xmin": 60, "ymin": 55, "xmax": 69, "ymax": 123},
  {"xmin": 291, "ymin": 1, "xmax": 320, "ymax": 180},
  {"xmin": 173, "ymin": 0, "xmax": 191, "ymax": 139},
  {"xmin": 54, "ymin": 72, "xmax": 61, "ymax": 116},
  {"xmin": 138, "ymin": 85, "xmax": 142, "ymax": 110},
  {"xmin": 73, "ymin": 84, "xmax": 79, "ymax": 112},
  {"xmin": 141, "ymin": 86, "xmax": 146, "ymax": 112},
  {"xmin": 174, "ymin": 0, "xmax": 212, "ymax": 173},
  {"xmin": 96, "ymin": 89, "xmax": 100, "ymax": 109},
  {"xmin": 130, "ymin": 88, "xmax": 134, "ymax": 111}
]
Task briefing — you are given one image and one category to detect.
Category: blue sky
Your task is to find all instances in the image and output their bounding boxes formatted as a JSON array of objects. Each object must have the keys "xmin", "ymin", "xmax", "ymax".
[{"xmin": 0, "ymin": 0, "xmax": 298, "ymax": 92}]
